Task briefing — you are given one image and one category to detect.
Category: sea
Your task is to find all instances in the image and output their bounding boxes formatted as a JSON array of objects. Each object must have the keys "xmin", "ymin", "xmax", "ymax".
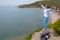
[{"xmin": 0, "ymin": 6, "xmax": 44, "ymax": 40}]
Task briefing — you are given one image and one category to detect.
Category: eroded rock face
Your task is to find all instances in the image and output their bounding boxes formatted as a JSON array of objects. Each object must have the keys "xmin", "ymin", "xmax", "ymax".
[{"xmin": 51, "ymin": 11, "xmax": 60, "ymax": 24}]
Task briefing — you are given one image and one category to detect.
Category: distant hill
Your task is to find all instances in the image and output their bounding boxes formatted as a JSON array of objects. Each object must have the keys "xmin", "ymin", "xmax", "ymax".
[
  {"xmin": 18, "ymin": 1, "xmax": 41, "ymax": 8},
  {"xmin": 18, "ymin": 0, "xmax": 60, "ymax": 9}
]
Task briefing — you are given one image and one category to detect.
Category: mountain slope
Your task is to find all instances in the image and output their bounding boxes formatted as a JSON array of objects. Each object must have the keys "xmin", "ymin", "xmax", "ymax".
[{"xmin": 18, "ymin": 0, "xmax": 60, "ymax": 9}]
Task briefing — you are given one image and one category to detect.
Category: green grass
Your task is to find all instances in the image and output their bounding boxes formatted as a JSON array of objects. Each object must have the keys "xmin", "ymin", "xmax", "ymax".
[
  {"xmin": 54, "ymin": 19, "xmax": 60, "ymax": 35},
  {"xmin": 48, "ymin": 19, "xmax": 60, "ymax": 35},
  {"xmin": 23, "ymin": 28, "xmax": 43, "ymax": 40},
  {"xmin": 24, "ymin": 33, "xmax": 32, "ymax": 40}
]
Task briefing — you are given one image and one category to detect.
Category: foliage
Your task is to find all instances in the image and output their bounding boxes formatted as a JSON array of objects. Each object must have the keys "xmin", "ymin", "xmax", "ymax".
[
  {"xmin": 54, "ymin": 19, "xmax": 60, "ymax": 35},
  {"xmin": 24, "ymin": 28, "xmax": 42, "ymax": 40},
  {"xmin": 48, "ymin": 19, "xmax": 60, "ymax": 35},
  {"xmin": 24, "ymin": 33, "xmax": 32, "ymax": 40}
]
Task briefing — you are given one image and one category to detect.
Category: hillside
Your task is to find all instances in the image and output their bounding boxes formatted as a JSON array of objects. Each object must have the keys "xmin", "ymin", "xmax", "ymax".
[
  {"xmin": 18, "ymin": 0, "xmax": 60, "ymax": 9},
  {"xmin": 18, "ymin": 1, "xmax": 41, "ymax": 8}
]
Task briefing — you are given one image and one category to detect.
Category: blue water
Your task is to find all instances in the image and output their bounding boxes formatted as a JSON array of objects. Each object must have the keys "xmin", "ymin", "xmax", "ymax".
[{"xmin": 0, "ymin": 6, "xmax": 44, "ymax": 40}]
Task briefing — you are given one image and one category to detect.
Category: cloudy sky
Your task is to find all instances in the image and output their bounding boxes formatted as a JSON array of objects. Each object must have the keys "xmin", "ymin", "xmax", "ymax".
[{"xmin": 0, "ymin": 0, "xmax": 41, "ymax": 6}]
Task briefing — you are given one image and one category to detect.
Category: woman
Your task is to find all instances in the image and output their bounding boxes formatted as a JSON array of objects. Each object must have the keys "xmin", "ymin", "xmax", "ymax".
[
  {"xmin": 40, "ymin": 3, "xmax": 52, "ymax": 30},
  {"xmin": 39, "ymin": 3, "xmax": 52, "ymax": 40}
]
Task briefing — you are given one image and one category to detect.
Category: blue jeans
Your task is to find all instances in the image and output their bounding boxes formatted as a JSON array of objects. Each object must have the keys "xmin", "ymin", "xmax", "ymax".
[{"xmin": 44, "ymin": 17, "xmax": 48, "ymax": 30}]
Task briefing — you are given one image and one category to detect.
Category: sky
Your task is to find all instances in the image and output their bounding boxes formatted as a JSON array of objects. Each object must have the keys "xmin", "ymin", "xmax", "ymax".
[{"xmin": 0, "ymin": 0, "xmax": 41, "ymax": 6}]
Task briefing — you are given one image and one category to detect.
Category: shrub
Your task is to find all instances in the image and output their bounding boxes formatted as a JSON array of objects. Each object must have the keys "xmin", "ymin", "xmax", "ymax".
[
  {"xmin": 48, "ymin": 19, "xmax": 60, "ymax": 35},
  {"xmin": 54, "ymin": 19, "xmax": 60, "ymax": 35}
]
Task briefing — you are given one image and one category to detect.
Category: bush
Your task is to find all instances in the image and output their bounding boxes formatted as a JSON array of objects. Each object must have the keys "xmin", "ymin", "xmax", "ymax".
[
  {"xmin": 54, "ymin": 19, "xmax": 60, "ymax": 35},
  {"xmin": 24, "ymin": 33, "xmax": 32, "ymax": 40},
  {"xmin": 48, "ymin": 19, "xmax": 60, "ymax": 35},
  {"xmin": 48, "ymin": 24, "xmax": 55, "ymax": 29}
]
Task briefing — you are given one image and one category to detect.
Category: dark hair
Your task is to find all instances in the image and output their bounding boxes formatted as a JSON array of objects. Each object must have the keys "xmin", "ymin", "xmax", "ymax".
[
  {"xmin": 45, "ymin": 4, "xmax": 50, "ymax": 8},
  {"xmin": 47, "ymin": 6, "xmax": 50, "ymax": 8}
]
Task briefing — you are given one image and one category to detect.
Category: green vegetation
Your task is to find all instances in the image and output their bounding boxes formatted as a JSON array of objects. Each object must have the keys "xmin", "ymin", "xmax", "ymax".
[
  {"xmin": 24, "ymin": 28, "xmax": 43, "ymax": 40},
  {"xmin": 48, "ymin": 19, "xmax": 60, "ymax": 35},
  {"xmin": 18, "ymin": 0, "xmax": 60, "ymax": 9},
  {"xmin": 54, "ymin": 19, "xmax": 60, "ymax": 35},
  {"xmin": 18, "ymin": 1, "xmax": 40, "ymax": 8},
  {"xmin": 24, "ymin": 33, "xmax": 32, "ymax": 40},
  {"xmin": 41, "ymin": 0, "xmax": 60, "ymax": 9}
]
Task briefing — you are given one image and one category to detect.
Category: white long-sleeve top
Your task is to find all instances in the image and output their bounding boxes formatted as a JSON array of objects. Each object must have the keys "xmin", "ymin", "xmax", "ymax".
[{"xmin": 41, "ymin": 4, "xmax": 52, "ymax": 17}]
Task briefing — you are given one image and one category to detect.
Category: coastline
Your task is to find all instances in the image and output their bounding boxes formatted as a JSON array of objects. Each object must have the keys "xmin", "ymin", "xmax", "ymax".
[
  {"xmin": 7, "ymin": 8, "xmax": 60, "ymax": 40},
  {"xmin": 23, "ymin": 9, "xmax": 60, "ymax": 40}
]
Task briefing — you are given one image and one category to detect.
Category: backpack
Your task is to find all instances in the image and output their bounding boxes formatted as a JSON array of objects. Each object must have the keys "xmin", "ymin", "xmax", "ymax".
[{"xmin": 40, "ymin": 29, "xmax": 50, "ymax": 40}]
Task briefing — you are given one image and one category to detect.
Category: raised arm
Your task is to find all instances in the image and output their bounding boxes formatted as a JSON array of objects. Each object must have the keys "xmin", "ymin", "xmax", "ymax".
[
  {"xmin": 39, "ymin": 3, "xmax": 46, "ymax": 9},
  {"xmin": 41, "ymin": 4, "xmax": 46, "ymax": 9},
  {"xmin": 47, "ymin": 9, "xmax": 52, "ymax": 15}
]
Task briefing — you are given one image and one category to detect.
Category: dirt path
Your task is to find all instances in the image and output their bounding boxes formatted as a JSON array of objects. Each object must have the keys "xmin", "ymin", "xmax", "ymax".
[{"xmin": 31, "ymin": 11, "xmax": 60, "ymax": 40}]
